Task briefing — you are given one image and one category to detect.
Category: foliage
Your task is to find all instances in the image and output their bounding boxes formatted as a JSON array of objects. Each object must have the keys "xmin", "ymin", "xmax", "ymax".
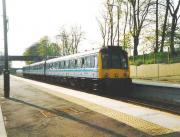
[
  {"xmin": 23, "ymin": 43, "xmax": 40, "ymax": 64},
  {"xmin": 129, "ymin": 50, "xmax": 180, "ymax": 66},
  {"xmin": 57, "ymin": 25, "xmax": 84, "ymax": 56},
  {"xmin": 120, "ymin": 33, "xmax": 132, "ymax": 50},
  {"xmin": 23, "ymin": 36, "xmax": 60, "ymax": 64}
]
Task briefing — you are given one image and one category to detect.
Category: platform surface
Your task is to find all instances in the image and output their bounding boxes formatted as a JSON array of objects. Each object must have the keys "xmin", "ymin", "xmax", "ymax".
[
  {"xmin": 133, "ymin": 79, "xmax": 180, "ymax": 88},
  {"xmin": 0, "ymin": 75, "xmax": 180, "ymax": 137}
]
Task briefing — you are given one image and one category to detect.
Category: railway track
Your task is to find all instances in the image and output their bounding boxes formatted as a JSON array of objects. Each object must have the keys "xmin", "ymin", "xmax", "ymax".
[{"xmin": 114, "ymin": 96, "xmax": 180, "ymax": 116}]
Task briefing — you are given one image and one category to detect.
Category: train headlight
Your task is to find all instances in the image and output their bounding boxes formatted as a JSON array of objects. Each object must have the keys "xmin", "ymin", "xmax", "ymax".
[
  {"xmin": 104, "ymin": 73, "xmax": 109, "ymax": 78},
  {"xmin": 114, "ymin": 73, "xmax": 119, "ymax": 78},
  {"xmin": 124, "ymin": 72, "xmax": 127, "ymax": 77}
]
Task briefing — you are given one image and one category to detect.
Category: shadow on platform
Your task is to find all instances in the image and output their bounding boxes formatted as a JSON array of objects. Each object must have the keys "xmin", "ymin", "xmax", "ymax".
[
  {"xmin": 9, "ymin": 97, "xmax": 126, "ymax": 137},
  {"xmin": 155, "ymin": 132, "xmax": 180, "ymax": 137}
]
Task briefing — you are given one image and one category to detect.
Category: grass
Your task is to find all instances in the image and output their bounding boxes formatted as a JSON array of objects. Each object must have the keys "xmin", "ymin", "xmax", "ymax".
[{"xmin": 129, "ymin": 51, "xmax": 180, "ymax": 66}]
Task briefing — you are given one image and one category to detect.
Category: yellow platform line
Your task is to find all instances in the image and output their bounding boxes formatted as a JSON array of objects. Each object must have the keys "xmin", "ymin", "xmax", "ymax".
[{"xmin": 43, "ymin": 89, "xmax": 173, "ymax": 136}]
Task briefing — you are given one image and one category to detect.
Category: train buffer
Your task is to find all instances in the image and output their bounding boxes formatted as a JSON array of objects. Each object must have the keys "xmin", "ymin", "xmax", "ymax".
[{"xmin": 0, "ymin": 75, "xmax": 180, "ymax": 137}]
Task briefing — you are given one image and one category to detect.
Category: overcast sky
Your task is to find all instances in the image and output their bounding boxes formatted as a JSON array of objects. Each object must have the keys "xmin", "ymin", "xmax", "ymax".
[
  {"xmin": 0, "ymin": 0, "xmax": 103, "ymax": 67},
  {"xmin": 0, "ymin": 0, "xmax": 179, "ymax": 68}
]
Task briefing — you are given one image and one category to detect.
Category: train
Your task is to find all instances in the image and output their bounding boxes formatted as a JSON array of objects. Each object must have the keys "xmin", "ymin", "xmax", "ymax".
[{"xmin": 23, "ymin": 46, "xmax": 132, "ymax": 92}]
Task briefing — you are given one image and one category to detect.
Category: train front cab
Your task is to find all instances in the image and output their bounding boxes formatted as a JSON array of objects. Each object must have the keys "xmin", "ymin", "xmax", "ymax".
[{"xmin": 98, "ymin": 46, "xmax": 132, "ymax": 93}]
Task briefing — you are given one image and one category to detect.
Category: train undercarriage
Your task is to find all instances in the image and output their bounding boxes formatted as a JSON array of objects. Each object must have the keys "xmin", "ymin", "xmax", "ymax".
[{"xmin": 23, "ymin": 73, "xmax": 132, "ymax": 95}]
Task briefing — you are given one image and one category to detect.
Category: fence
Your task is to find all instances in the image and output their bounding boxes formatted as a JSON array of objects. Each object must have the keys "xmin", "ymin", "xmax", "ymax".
[
  {"xmin": 130, "ymin": 63, "xmax": 180, "ymax": 82},
  {"xmin": 129, "ymin": 51, "xmax": 180, "ymax": 82}
]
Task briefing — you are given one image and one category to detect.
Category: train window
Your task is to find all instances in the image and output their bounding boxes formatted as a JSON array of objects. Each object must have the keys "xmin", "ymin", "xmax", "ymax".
[
  {"xmin": 73, "ymin": 60, "xmax": 76, "ymax": 68},
  {"xmin": 56, "ymin": 62, "xmax": 59, "ymax": 69},
  {"xmin": 68, "ymin": 60, "xmax": 71, "ymax": 68},
  {"xmin": 48, "ymin": 64, "xmax": 50, "ymax": 69},
  {"xmin": 77, "ymin": 58, "xmax": 81, "ymax": 68},
  {"xmin": 65, "ymin": 60, "xmax": 69, "ymax": 69},
  {"xmin": 85, "ymin": 56, "xmax": 91, "ymax": 68},
  {"xmin": 74, "ymin": 59, "xmax": 77, "ymax": 68},
  {"xmin": 59, "ymin": 62, "xmax": 62, "ymax": 69},
  {"xmin": 54, "ymin": 63, "xmax": 57, "ymax": 69},
  {"xmin": 61, "ymin": 61, "xmax": 63, "ymax": 69},
  {"xmin": 61, "ymin": 62, "xmax": 63, "ymax": 69},
  {"xmin": 90, "ymin": 56, "xmax": 95, "ymax": 68},
  {"xmin": 59, "ymin": 62, "xmax": 61, "ymax": 69},
  {"xmin": 51, "ymin": 63, "xmax": 53, "ymax": 69},
  {"xmin": 69, "ymin": 60, "xmax": 71, "ymax": 68},
  {"xmin": 69, "ymin": 60, "xmax": 74, "ymax": 68},
  {"xmin": 81, "ymin": 58, "xmax": 85, "ymax": 68},
  {"xmin": 52, "ymin": 63, "xmax": 54, "ymax": 69},
  {"xmin": 94, "ymin": 55, "xmax": 98, "ymax": 68},
  {"xmin": 63, "ymin": 61, "xmax": 65, "ymax": 69}
]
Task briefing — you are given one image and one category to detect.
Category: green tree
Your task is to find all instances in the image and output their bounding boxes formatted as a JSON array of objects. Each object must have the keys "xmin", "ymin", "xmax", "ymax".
[
  {"xmin": 23, "ymin": 43, "xmax": 40, "ymax": 64},
  {"xmin": 23, "ymin": 36, "xmax": 61, "ymax": 64}
]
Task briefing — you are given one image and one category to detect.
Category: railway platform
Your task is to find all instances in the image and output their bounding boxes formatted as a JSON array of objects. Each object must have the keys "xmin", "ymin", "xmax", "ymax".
[{"xmin": 0, "ymin": 75, "xmax": 180, "ymax": 137}]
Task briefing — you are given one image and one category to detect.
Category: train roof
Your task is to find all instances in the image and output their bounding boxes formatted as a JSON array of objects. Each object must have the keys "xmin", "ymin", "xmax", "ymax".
[
  {"xmin": 23, "ymin": 46, "xmax": 125, "ymax": 68},
  {"xmin": 23, "ymin": 60, "xmax": 45, "ymax": 68},
  {"xmin": 46, "ymin": 49, "xmax": 100, "ymax": 63},
  {"xmin": 23, "ymin": 48, "xmax": 100, "ymax": 68}
]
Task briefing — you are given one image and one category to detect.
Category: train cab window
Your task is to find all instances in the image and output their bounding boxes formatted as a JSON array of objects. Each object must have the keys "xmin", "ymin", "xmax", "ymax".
[
  {"xmin": 102, "ymin": 53, "xmax": 109, "ymax": 69},
  {"xmin": 111, "ymin": 54, "xmax": 121, "ymax": 68},
  {"xmin": 101, "ymin": 48, "xmax": 128, "ymax": 69}
]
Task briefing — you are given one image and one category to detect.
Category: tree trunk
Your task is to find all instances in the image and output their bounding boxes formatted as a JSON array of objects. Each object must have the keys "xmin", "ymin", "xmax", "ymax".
[
  {"xmin": 154, "ymin": 0, "xmax": 159, "ymax": 53},
  {"xmin": 170, "ymin": 18, "xmax": 176, "ymax": 55},
  {"xmin": 123, "ymin": 2, "xmax": 128, "ymax": 49},
  {"xmin": 160, "ymin": 0, "xmax": 169, "ymax": 52},
  {"xmin": 133, "ymin": 36, "xmax": 139, "ymax": 56}
]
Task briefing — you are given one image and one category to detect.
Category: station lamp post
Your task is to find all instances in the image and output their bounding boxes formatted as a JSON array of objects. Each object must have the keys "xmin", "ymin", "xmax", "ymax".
[
  {"xmin": 108, "ymin": 4, "xmax": 120, "ymax": 46},
  {"xmin": 2, "ymin": 0, "xmax": 10, "ymax": 98}
]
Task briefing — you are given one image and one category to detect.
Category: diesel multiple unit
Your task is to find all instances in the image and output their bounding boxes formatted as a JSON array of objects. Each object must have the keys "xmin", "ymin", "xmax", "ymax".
[{"xmin": 23, "ymin": 46, "xmax": 132, "ymax": 91}]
